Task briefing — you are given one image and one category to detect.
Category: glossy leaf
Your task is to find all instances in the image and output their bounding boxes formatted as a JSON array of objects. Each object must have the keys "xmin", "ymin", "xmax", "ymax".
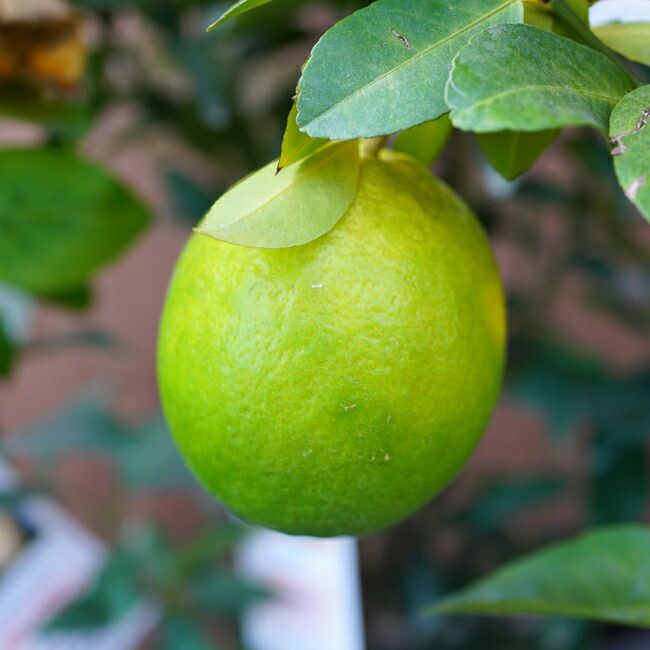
[
  {"xmin": 446, "ymin": 24, "xmax": 637, "ymax": 134},
  {"xmin": 208, "ymin": 0, "xmax": 273, "ymax": 30},
  {"xmin": 430, "ymin": 526, "xmax": 650, "ymax": 627},
  {"xmin": 609, "ymin": 84, "xmax": 650, "ymax": 220},
  {"xmin": 278, "ymin": 101, "xmax": 330, "ymax": 170},
  {"xmin": 296, "ymin": 0, "xmax": 524, "ymax": 139},
  {"xmin": 0, "ymin": 148, "xmax": 150, "ymax": 295},
  {"xmin": 198, "ymin": 141, "xmax": 360, "ymax": 248},
  {"xmin": 477, "ymin": 130, "xmax": 558, "ymax": 180},
  {"xmin": 394, "ymin": 115, "xmax": 452, "ymax": 166},
  {"xmin": 593, "ymin": 23, "xmax": 650, "ymax": 66}
]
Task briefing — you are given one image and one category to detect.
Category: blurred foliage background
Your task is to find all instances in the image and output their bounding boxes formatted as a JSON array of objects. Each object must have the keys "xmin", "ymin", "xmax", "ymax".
[{"xmin": 0, "ymin": 0, "xmax": 649, "ymax": 648}]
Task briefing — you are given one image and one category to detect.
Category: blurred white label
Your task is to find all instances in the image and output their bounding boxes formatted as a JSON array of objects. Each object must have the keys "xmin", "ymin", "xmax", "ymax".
[
  {"xmin": 0, "ymin": 459, "xmax": 160, "ymax": 650},
  {"xmin": 237, "ymin": 531, "xmax": 365, "ymax": 650},
  {"xmin": 590, "ymin": 0, "xmax": 650, "ymax": 26}
]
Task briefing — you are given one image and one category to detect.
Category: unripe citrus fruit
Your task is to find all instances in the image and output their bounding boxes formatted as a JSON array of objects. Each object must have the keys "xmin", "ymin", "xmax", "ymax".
[{"xmin": 158, "ymin": 150, "xmax": 506, "ymax": 537}]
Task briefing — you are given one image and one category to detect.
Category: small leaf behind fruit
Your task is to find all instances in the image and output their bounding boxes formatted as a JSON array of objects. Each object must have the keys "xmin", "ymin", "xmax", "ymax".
[
  {"xmin": 429, "ymin": 525, "xmax": 650, "ymax": 627},
  {"xmin": 278, "ymin": 101, "xmax": 330, "ymax": 171},
  {"xmin": 477, "ymin": 130, "xmax": 558, "ymax": 180},
  {"xmin": 593, "ymin": 23, "xmax": 650, "ymax": 68},
  {"xmin": 609, "ymin": 84, "xmax": 650, "ymax": 221},
  {"xmin": 394, "ymin": 115, "xmax": 452, "ymax": 167},
  {"xmin": 446, "ymin": 24, "xmax": 637, "ymax": 134},
  {"xmin": 197, "ymin": 142, "xmax": 360, "ymax": 248}
]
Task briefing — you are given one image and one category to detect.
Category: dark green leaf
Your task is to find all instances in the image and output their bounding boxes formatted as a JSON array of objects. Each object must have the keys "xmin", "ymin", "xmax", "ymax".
[
  {"xmin": 446, "ymin": 24, "xmax": 637, "ymax": 134},
  {"xmin": 548, "ymin": 0, "xmax": 617, "ymax": 60},
  {"xmin": 0, "ymin": 86, "xmax": 92, "ymax": 138},
  {"xmin": 467, "ymin": 478, "xmax": 565, "ymax": 531},
  {"xmin": 168, "ymin": 525, "xmax": 248, "ymax": 578},
  {"xmin": 296, "ymin": 0, "xmax": 524, "ymax": 139},
  {"xmin": 6, "ymin": 400, "xmax": 195, "ymax": 490},
  {"xmin": 0, "ymin": 148, "xmax": 150, "ymax": 295},
  {"xmin": 477, "ymin": 130, "xmax": 558, "ymax": 179},
  {"xmin": 5, "ymin": 397, "xmax": 125, "ymax": 459},
  {"xmin": 39, "ymin": 284, "xmax": 93, "ymax": 310},
  {"xmin": 593, "ymin": 23, "xmax": 650, "ymax": 66},
  {"xmin": 278, "ymin": 101, "xmax": 330, "ymax": 171},
  {"xmin": 167, "ymin": 169, "xmax": 213, "ymax": 225},
  {"xmin": 47, "ymin": 551, "xmax": 140, "ymax": 630},
  {"xmin": 119, "ymin": 416, "xmax": 196, "ymax": 489},
  {"xmin": 190, "ymin": 570, "xmax": 269, "ymax": 614},
  {"xmin": 208, "ymin": 0, "xmax": 273, "ymax": 31},
  {"xmin": 609, "ymin": 84, "xmax": 650, "ymax": 220},
  {"xmin": 160, "ymin": 615, "xmax": 215, "ymax": 650},
  {"xmin": 430, "ymin": 526, "xmax": 650, "ymax": 627},
  {"xmin": 0, "ymin": 318, "xmax": 15, "ymax": 378},
  {"xmin": 394, "ymin": 115, "xmax": 452, "ymax": 166},
  {"xmin": 591, "ymin": 433, "xmax": 646, "ymax": 526},
  {"xmin": 523, "ymin": 2, "xmax": 553, "ymax": 31},
  {"xmin": 27, "ymin": 329, "xmax": 122, "ymax": 354},
  {"xmin": 197, "ymin": 141, "xmax": 360, "ymax": 248},
  {"xmin": 508, "ymin": 341, "xmax": 650, "ymax": 442}
]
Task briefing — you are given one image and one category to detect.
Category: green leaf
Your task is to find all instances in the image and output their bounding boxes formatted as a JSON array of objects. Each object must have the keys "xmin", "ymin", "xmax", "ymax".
[
  {"xmin": 6, "ymin": 399, "xmax": 195, "ymax": 490},
  {"xmin": 46, "ymin": 551, "xmax": 140, "ymax": 630},
  {"xmin": 278, "ymin": 101, "xmax": 330, "ymax": 171},
  {"xmin": 394, "ymin": 115, "xmax": 452, "ymax": 166},
  {"xmin": 523, "ymin": 2, "xmax": 553, "ymax": 31},
  {"xmin": 190, "ymin": 570, "xmax": 269, "ymax": 614},
  {"xmin": 166, "ymin": 169, "xmax": 213, "ymax": 225},
  {"xmin": 0, "ymin": 318, "xmax": 15, "ymax": 378},
  {"xmin": 467, "ymin": 477, "xmax": 565, "ymax": 532},
  {"xmin": 40, "ymin": 284, "xmax": 93, "ymax": 310},
  {"xmin": 296, "ymin": 0, "xmax": 524, "ymax": 139},
  {"xmin": 197, "ymin": 142, "xmax": 360, "ymax": 248},
  {"xmin": 161, "ymin": 615, "xmax": 215, "ymax": 650},
  {"xmin": 0, "ymin": 86, "xmax": 93, "ymax": 139},
  {"xmin": 508, "ymin": 340, "xmax": 650, "ymax": 441},
  {"xmin": 477, "ymin": 130, "xmax": 558, "ymax": 180},
  {"xmin": 168, "ymin": 525, "xmax": 248, "ymax": 578},
  {"xmin": 446, "ymin": 24, "xmax": 637, "ymax": 134},
  {"xmin": 430, "ymin": 526, "xmax": 650, "ymax": 627},
  {"xmin": 0, "ymin": 148, "xmax": 150, "ymax": 295},
  {"xmin": 593, "ymin": 23, "xmax": 650, "ymax": 67},
  {"xmin": 27, "ymin": 329, "xmax": 122, "ymax": 354},
  {"xmin": 609, "ymin": 84, "xmax": 650, "ymax": 220},
  {"xmin": 591, "ymin": 433, "xmax": 646, "ymax": 526},
  {"xmin": 208, "ymin": 0, "xmax": 273, "ymax": 31}
]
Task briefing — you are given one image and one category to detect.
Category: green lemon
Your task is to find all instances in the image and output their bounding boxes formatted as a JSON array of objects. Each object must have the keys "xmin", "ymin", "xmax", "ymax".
[{"xmin": 158, "ymin": 150, "xmax": 506, "ymax": 537}]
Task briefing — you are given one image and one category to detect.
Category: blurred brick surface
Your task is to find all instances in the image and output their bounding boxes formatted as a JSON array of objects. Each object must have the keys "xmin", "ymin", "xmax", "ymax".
[{"xmin": 0, "ymin": 222, "xmax": 187, "ymax": 431}]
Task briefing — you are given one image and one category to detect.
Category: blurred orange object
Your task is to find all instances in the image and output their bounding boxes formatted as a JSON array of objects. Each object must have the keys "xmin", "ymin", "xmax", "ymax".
[{"xmin": 0, "ymin": 0, "xmax": 86, "ymax": 91}]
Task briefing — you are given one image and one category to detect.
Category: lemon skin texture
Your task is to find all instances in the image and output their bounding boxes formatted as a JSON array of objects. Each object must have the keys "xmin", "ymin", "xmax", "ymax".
[{"xmin": 158, "ymin": 150, "xmax": 506, "ymax": 538}]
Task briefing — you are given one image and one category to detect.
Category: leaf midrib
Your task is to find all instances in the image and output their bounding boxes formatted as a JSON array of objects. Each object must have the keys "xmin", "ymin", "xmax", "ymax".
[
  {"xmin": 454, "ymin": 83, "xmax": 624, "ymax": 124},
  {"xmin": 201, "ymin": 144, "xmax": 347, "ymax": 232},
  {"xmin": 300, "ymin": 0, "xmax": 520, "ymax": 128}
]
